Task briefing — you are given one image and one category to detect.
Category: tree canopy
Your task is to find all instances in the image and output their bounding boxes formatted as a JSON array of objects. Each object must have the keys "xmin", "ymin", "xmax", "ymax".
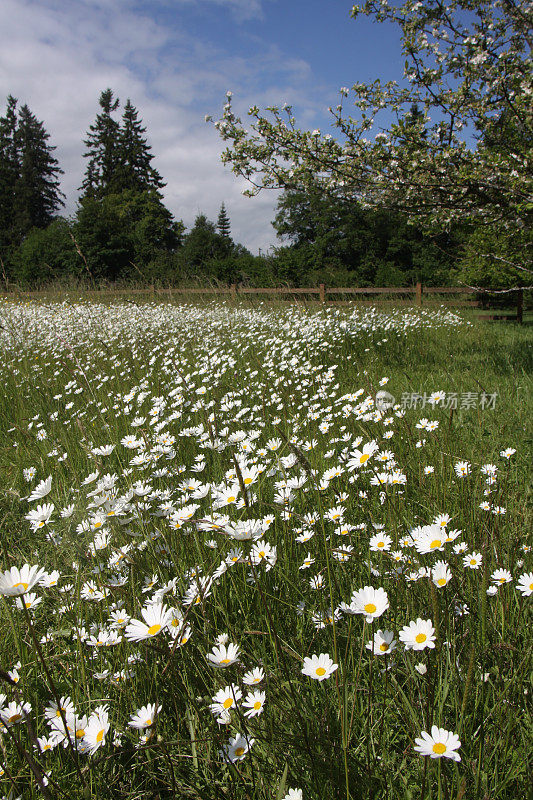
[
  {"xmin": 0, "ymin": 96, "xmax": 64, "ymax": 259},
  {"xmin": 213, "ymin": 0, "xmax": 532, "ymax": 239}
]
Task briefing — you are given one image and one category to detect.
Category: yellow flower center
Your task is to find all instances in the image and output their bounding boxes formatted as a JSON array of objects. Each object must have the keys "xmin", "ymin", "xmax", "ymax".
[
  {"xmin": 223, "ymin": 698, "xmax": 233, "ymax": 709},
  {"xmin": 220, "ymin": 658, "xmax": 231, "ymax": 664},
  {"xmin": 470, "ymin": 559, "xmax": 476, "ymax": 565},
  {"xmin": 359, "ymin": 453, "xmax": 370, "ymax": 464},
  {"xmin": 258, "ymin": 551, "xmax": 265, "ymax": 558},
  {"xmin": 437, "ymin": 578, "xmax": 446, "ymax": 586},
  {"xmin": 147, "ymin": 624, "xmax": 162, "ymax": 636},
  {"xmin": 430, "ymin": 540, "xmax": 441, "ymax": 549},
  {"xmin": 8, "ymin": 714, "xmax": 22, "ymax": 723},
  {"xmin": 379, "ymin": 643, "xmax": 389, "ymax": 651},
  {"xmin": 244, "ymin": 478, "xmax": 252, "ymax": 484},
  {"xmin": 76, "ymin": 729, "xmax": 85, "ymax": 738},
  {"xmin": 415, "ymin": 633, "xmax": 427, "ymax": 644},
  {"xmin": 96, "ymin": 729, "xmax": 104, "ymax": 743},
  {"xmin": 253, "ymin": 701, "xmax": 261, "ymax": 710},
  {"xmin": 315, "ymin": 667, "xmax": 326, "ymax": 676},
  {"xmin": 227, "ymin": 496, "xmax": 236, "ymax": 503},
  {"xmin": 13, "ymin": 582, "xmax": 29, "ymax": 590},
  {"xmin": 234, "ymin": 746, "xmax": 245, "ymax": 757},
  {"xmin": 364, "ymin": 603, "xmax": 377, "ymax": 614},
  {"xmin": 145, "ymin": 719, "xmax": 152, "ymax": 726},
  {"xmin": 432, "ymin": 742, "xmax": 446, "ymax": 754}
]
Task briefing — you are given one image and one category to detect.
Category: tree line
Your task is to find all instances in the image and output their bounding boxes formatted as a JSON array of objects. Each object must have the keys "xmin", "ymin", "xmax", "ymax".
[{"xmin": 0, "ymin": 86, "xmax": 520, "ymax": 289}]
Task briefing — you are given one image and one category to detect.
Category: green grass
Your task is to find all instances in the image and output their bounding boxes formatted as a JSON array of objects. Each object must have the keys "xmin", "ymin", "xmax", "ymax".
[{"xmin": 0, "ymin": 297, "xmax": 531, "ymax": 800}]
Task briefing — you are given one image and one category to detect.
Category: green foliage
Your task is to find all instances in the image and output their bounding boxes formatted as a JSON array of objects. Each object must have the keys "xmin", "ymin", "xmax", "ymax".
[
  {"xmin": 73, "ymin": 190, "xmax": 184, "ymax": 282},
  {"xmin": 217, "ymin": 202, "xmax": 231, "ymax": 239},
  {"xmin": 9, "ymin": 218, "xmax": 79, "ymax": 286},
  {"xmin": 214, "ymin": 0, "xmax": 532, "ymax": 286},
  {"xmin": 456, "ymin": 226, "xmax": 533, "ymax": 291},
  {"xmin": 272, "ymin": 190, "xmax": 465, "ymax": 286},
  {"xmin": 81, "ymin": 90, "xmax": 166, "ymax": 201},
  {"xmin": 0, "ymin": 95, "xmax": 64, "ymax": 264}
]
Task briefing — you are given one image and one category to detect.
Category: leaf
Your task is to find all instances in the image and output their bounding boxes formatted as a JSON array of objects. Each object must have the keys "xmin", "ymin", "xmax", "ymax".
[{"xmin": 276, "ymin": 762, "xmax": 289, "ymax": 800}]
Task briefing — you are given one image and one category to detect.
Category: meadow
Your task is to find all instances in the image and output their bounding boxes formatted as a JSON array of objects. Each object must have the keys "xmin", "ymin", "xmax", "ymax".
[{"xmin": 0, "ymin": 296, "xmax": 530, "ymax": 800}]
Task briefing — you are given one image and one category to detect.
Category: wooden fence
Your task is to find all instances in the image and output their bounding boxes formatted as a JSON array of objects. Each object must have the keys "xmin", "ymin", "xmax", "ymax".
[{"xmin": 2, "ymin": 282, "xmax": 525, "ymax": 322}]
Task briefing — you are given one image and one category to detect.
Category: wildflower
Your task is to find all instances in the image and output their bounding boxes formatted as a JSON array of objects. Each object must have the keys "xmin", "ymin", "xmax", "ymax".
[
  {"xmin": 463, "ymin": 552, "xmax": 482, "ymax": 570},
  {"xmin": 432, "ymin": 561, "xmax": 452, "ymax": 588},
  {"xmin": 243, "ymin": 667, "xmax": 264, "ymax": 685},
  {"xmin": 27, "ymin": 476, "xmax": 52, "ymax": 503},
  {"xmin": 491, "ymin": 568, "xmax": 512, "ymax": 585},
  {"xmin": 500, "ymin": 447, "xmax": 516, "ymax": 459},
  {"xmin": 415, "ymin": 663, "xmax": 427, "ymax": 675},
  {"xmin": 516, "ymin": 572, "xmax": 533, "ymax": 597},
  {"xmin": 220, "ymin": 734, "xmax": 254, "ymax": 763},
  {"xmin": 0, "ymin": 701, "xmax": 31, "ymax": 726},
  {"xmin": 454, "ymin": 461, "xmax": 471, "ymax": 477},
  {"xmin": 250, "ymin": 540, "xmax": 277, "ymax": 571},
  {"xmin": 210, "ymin": 685, "xmax": 242, "ymax": 717},
  {"xmin": 412, "ymin": 525, "xmax": 446, "ymax": 554},
  {"xmin": 15, "ymin": 592, "xmax": 42, "ymax": 610},
  {"xmin": 283, "ymin": 790, "xmax": 303, "ymax": 800},
  {"xmin": 414, "ymin": 726, "xmax": 461, "ymax": 761},
  {"xmin": 0, "ymin": 564, "xmax": 46, "ymax": 596},
  {"xmin": 366, "ymin": 629, "xmax": 396, "ymax": 655},
  {"xmin": 128, "ymin": 704, "xmax": 160, "ymax": 730},
  {"xmin": 346, "ymin": 440, "xmax": 378, "ymax": 470},
  {"xmin": 124, "ymin": 604, "xmax": 173, "ymax": 642},
  {"xmin": 399, "ymin": 619, "xmax": 436, "ymax": 651},
  {"xmin": 25, "ymin": 503, "xmax": 54, "ymax": 529},
  {"xmin": 369, "ymin": 533, "xmax": 392, "ymax": 552},
  {"xmin": 349, "ymin": 586, "xmax": 389, "ymax": 622},
  {"xmin": 207, "ymin": 642, "xmax": 240, "ymax": 668},
  {"xmin": 301, "ymin": 653, "xmax": 338, "ymax": 681},
  {"xmin": 242, "ymin": 690, "xmax": 266, "ymax": 718},
  {"xmin": 83, "ymin": 705, "xmax": 110, "ymax": 755}
]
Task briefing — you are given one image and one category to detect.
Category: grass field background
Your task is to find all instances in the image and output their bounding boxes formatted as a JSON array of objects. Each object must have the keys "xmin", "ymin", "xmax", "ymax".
[{"xmin": 0, "ymin": 296, "xmax": 530, "ymax": 799}]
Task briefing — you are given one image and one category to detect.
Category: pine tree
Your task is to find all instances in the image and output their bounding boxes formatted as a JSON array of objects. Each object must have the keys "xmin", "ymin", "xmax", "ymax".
[
  {"xmin": 117, "ymin": 100, "xmax": 165, "ymax": 194},
  {"xmin": 216, "ymin": 202, "xmax": 231, "ymax": 239},
  {"xmin": 0, "ymin": 96, "xmax": 63, "ymax": 260},
  {"xmin": 80, "ymin": 88, "xmax": 121, "ymax": 198},
  {"xmin": 0, "ymin": 96, "xmax": 18, "ymax": 255},
  {"xmin": 13, "ymin": 104, "xmax": 64, "ymax": 235}
]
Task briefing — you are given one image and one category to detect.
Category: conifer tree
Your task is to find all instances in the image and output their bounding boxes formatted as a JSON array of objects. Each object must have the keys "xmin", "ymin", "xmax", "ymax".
[
  {"xmin": 80, "ymin": 88, "xmax": 121, "ymax": 198},
  {"xmin": 0, "ymin": 96, "xmax": 18, "ymax": 255},
  {"xmin": 216, "ymin": 202, "xmax": 231, "ymax": 239},
  {"xmin": 0, "ymin": 96, "xmax": 63, "ymax": 259},
  {"xmin": 14, "ymin": 104, "xmax": 64, "ymax": 234},
  {"xmin": 117, "ymin": 99, "xmax": 165, "ymax": 194}
]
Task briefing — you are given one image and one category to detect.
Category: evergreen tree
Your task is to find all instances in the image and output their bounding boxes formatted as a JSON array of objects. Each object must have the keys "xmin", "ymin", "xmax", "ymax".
[
  {"xmin": 0, "ymin": 96, "xmax": 63, "ymax": 264},
  {"xmin": 216, "ymin": 202, "xmax": 231, "ymax": 238},
  {"xmin": 80, "ymin": 89, "xmax": 121, "ymax": 198},
  {"xmin": 117, "ymin": 100, "xmax": 165, "ymax": 194},
  {"xmin": 0, "ymin": 96, "xmax": 18, "ymax": 256},
  {"xmin": 13, "ymin": 104, "xmax": 64, "ymax": 235}
]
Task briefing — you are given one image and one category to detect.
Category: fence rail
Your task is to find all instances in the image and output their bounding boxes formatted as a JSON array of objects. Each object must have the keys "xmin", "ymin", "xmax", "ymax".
[{"xmin": 1, "ymin": 282, "xmax": 524, "ymax": 321}]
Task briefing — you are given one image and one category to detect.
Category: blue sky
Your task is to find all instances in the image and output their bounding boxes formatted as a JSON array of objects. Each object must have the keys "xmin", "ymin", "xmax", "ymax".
[{"xmin": 0, "ymin": 0, "xmax": 404, "ymax": 253}]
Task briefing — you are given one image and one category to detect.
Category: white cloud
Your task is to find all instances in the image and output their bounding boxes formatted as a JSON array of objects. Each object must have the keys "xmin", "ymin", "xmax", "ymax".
[{"xmin": 0, "ymin": 0, "xmax": 331, "ymax": 254}]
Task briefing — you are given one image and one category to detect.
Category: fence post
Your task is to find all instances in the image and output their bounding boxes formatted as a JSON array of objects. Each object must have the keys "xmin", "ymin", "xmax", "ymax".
[
  {"xmin": 416, "ymin": 281, "xmax": 423, "ymax": 306},
  {"xmin": 516, "ymin": 289, "xmax": 523, "ymax": 324},
  {"xmin": 319, "ymin": 283, "xmax": 325, "ymax": 304}
]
